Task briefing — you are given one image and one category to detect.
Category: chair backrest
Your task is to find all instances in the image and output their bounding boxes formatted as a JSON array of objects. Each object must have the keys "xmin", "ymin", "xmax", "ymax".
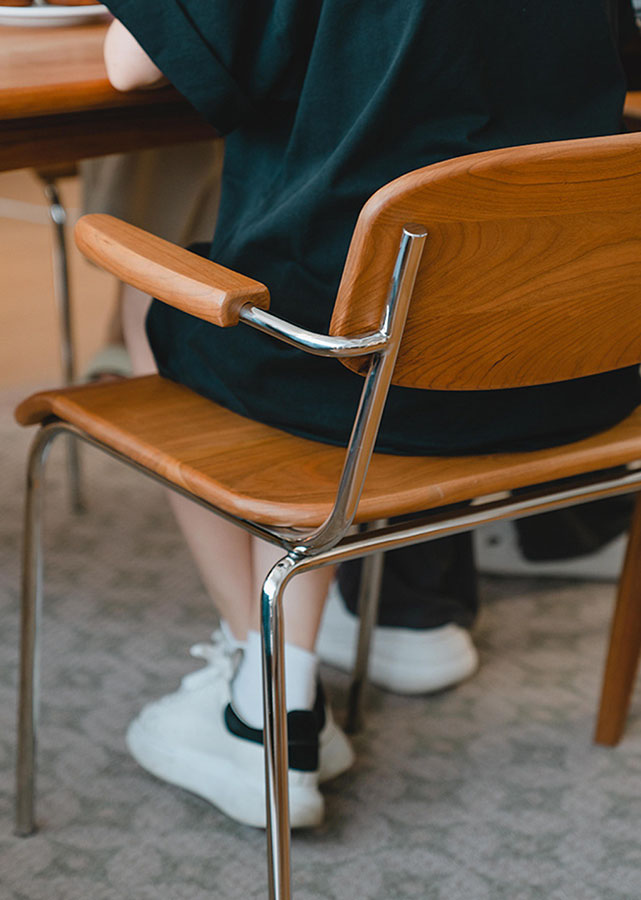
[{"xmin": 330, "ymin": 132, "xmax": 641, "ymax": 390}]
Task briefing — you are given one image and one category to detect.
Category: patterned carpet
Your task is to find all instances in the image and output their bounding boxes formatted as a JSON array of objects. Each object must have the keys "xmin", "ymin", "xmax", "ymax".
[{"xmin": 1, "ymin": 396, "xmax": 641, "ymax": 900}]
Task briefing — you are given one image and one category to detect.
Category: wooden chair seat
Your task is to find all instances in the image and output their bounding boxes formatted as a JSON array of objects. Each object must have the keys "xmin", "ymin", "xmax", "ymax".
[{"xmin": 16, "ymin": 373, "xmax": 641, "ymax": 528}]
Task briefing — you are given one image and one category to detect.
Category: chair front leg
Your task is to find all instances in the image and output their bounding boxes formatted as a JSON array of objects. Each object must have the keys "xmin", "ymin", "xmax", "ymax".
[
  {"xmin": 595, "ymin": 490, "xmax": 641, "ymax": 746},
  {"xmin": 260, "ymin": 555, "xmax": 299, "ymax": 900},
  {"xmin": 15, "ymin": 425, "xmax": 59, "ymax": 836}
]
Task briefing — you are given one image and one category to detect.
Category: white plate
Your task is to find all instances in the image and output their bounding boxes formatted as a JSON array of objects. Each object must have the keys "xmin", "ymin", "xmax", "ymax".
[{"xmin": 0, "ymin": 1, "xmax": 109, "ymax": 27}]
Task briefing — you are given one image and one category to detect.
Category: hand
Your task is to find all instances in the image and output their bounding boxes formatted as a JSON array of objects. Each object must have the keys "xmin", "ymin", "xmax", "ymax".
[{"xmin": 103, "ymin": 19, "xmax": 168, "ymax": 92}]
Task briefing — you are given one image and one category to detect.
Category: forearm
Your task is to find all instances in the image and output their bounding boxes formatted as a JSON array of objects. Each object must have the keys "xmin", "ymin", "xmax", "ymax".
[{"xmin": 104, "ymin": 19, "xmax": 168, "ymax": 91}]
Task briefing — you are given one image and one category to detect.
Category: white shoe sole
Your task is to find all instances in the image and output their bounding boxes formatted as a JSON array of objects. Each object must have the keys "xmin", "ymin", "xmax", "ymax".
[
  {"xmin": 316, "ymin": 587, "xmax": 478, "ymax": 695},
  {"xmin": 475, "ymin": 520, "xmax": 626, "ymax": 582},
  {"xmin": 127, "ymin": 717, "xmax": 324, "ymax": 829},
  {"xmin": 319, "ymin": 707, "xmax": 354, "ymax": 781}
]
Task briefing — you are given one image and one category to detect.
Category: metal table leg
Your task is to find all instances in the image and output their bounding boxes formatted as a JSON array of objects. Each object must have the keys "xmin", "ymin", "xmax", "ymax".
[{"xmin": 38, "ymin": 173, "xmax": 85, "ymax": 514}]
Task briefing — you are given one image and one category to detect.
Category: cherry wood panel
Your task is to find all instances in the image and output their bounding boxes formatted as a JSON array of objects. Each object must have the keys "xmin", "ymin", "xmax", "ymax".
[
  {"xmin": 15, "ymin": 375, "xmax": 641, "ymax": 527},
  {"xmin": 75, "ymin": 215, "xmax": 270, "ymax": 327},
  {"xmin": 0, "ymin": 25, "xmax": 169, "ymax": 119},
  {"xmin": 0, "ymin": 24, "xmax": 215, "ymax": 171},
  {"xmin": 330, "ymin": 132, "xmax": 641, "ymax": 390},
  {"xmin": 595, "ymin": 490, "xmax": 641, "ymax": 746},
  {"xmin": 624, "ymin": 91, "xmax": 641, "ymax": 121}
]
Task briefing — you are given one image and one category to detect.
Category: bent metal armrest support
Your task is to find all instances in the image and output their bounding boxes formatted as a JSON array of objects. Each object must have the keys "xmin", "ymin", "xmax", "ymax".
[{"xmin": 74, "ymin": 214, "xmax": 389, "ymax": 357}]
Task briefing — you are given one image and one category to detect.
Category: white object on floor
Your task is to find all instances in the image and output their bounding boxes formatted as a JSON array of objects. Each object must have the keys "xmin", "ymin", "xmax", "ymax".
[
  {"xmin": 126, "ymin": 630, "xmax": 352, "ymax": 828},
  {"xmin": 474, "ymin": 519, "xmax": 627, "ymax": 582},
  {"xmin": 317, "ymin": 702, "xmax": 354, "ymax": 782},
  {"xmin": 316, "ymin": 584, "xmax": 478, "ymax": 695}
]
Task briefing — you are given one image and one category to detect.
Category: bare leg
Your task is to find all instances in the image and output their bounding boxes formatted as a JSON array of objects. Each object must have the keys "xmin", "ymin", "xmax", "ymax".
[
  {"xmin": 121, "ymin": 283, "xmax": 256, "ymax": 639},
  {"xmin": 166, "ymin": 499, "xmax": 332, "ymax": 649},
  {"xmin": 252, "ymin": 539, "xmax": 333, "ymax": 651},
  {"xmin": 228, "ymin": 539, "xmax": 332, "ymax": 728},
  {"xmin": 169, "ymin": 496, "xmax": 254, "ymax": 641},
  {"xmin": 120, "ymin": 282, "xmax": 329, "ymax": 648}
]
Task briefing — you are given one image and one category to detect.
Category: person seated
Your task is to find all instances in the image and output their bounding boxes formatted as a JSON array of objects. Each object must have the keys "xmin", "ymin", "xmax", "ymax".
[{"xmin": 101, "ymin": 0, "xmax": 641, "ymax": 828}]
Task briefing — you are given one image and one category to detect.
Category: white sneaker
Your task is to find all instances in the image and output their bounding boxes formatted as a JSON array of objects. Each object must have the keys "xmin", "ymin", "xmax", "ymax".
[
  {"xmin": 316, "ymin": 585, "xmax": 478, "ymax": 695},
  {"xmin": 314, "ymin": 689, "xmax": 355, "ymax": 782},
  {"xmin": 126, "ymin": 631, "xmax": 353, "ymax": 829},
  {"xmin": 474, "ymin": 520, "xmax": 626, "ymax": 581}
]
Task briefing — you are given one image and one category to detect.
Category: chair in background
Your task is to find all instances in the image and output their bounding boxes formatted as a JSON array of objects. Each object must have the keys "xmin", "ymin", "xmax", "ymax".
[
  {"xmin": 34, "ymin": 164, "xmax": 84, "ymax": 512},
  {"xmin": 13, "ymin": 132, "xmax": 641, "ymax": 900}
]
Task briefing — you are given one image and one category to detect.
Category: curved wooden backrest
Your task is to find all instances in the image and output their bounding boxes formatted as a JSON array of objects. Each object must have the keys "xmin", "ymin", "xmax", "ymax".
[{"xmin": 330, "ymin": 133, "xmax": 641, "ymax": 390}]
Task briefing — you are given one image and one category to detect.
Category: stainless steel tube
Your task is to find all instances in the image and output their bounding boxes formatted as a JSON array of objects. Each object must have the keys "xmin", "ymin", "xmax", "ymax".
[
  {"xmin": 260, "ymin": 555, "xmax": 298, "ymax": 900},
  {"xmin": 42, "ymin": 177, "xmax": 84, "ymax": 514},
  {"xmin": 15, "ymin": 426, "xmax": 59, "ymax": 836},
  {"xmin": 296, "ymin": 226, "xmax": 428, "ymax": 555},
  {"xmin": 345, "ymin": 521, "xmax": 387, "ymax": 734}
]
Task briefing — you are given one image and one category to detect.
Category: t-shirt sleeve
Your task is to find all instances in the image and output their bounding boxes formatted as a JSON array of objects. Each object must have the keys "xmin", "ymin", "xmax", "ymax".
[{"xmin": 102, "ymin": 0, "xmax": 320, "ymax": 135}]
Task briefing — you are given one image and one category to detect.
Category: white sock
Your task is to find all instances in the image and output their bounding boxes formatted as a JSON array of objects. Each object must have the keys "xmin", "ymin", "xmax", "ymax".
[
  {"xmin": 219, "ymin": 618, "xmax": 246, "ymax": 651},
  {"xmin": 232, "ymin": 629, "xmax": 318, "ymax": 728}
]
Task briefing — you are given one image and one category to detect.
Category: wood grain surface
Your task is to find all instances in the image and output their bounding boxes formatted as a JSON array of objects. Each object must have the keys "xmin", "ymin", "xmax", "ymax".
[
  {"xmin": 15, "ymin": 374, "xmax": 641, "ymax": 527},
  {"xmin": 595, "ymin": 490, "xmax": 641, "ymax": 746},
  {"xmin": 331, "ymin": 132, "xmax": 641, "ymax": 391},
  {"xmin": 75, "ymin": 215, "xmax": 270, "ymax": 327},
  {"xmin": 0, "ymin": 25, "xmax": 215, "ymax": 171},
  {"xmin": 624, "ymin": 91, "xmax": 641, "ymax": 120},
  {"xmin": 0, "ymin": 25, "xmax": 160, "ymax": 119}
]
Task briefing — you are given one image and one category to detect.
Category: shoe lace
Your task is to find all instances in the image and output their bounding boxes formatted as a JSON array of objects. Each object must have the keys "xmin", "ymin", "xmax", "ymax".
[{"xmin": 181, "ymin": 629, "xmax": 241, "ymax": 690}]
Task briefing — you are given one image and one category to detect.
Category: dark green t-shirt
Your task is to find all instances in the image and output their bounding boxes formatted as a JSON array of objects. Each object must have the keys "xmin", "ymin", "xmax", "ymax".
[{"xmin": 104, "ymin": 0, "xmax": 641, "ymax": 454}]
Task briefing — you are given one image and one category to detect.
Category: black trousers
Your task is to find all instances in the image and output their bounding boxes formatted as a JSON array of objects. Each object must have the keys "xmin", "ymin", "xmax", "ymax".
[{"xmin": 337, "ymin": 496, "xmax": 634, "ymax": 629}]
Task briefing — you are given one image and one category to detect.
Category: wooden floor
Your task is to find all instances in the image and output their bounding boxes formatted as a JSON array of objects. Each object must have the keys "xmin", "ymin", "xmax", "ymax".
[{"xmin": 0, "ymin": 169, "xmax": 118, "ymax": 391}]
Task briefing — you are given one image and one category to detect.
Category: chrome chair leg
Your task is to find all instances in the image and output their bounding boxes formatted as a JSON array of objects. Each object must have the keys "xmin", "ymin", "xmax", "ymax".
[
  {"xmin": 15, "ymin": 426, "xmax": 59, "ymax": 836},
  {"xmin": 345, "ymin": 520, "xmax": 388, "ymax": 734},
  {"xmin": 260, "ymin": 555, "xmax": 298, "ymax": 900},
  {"xmin": 41, "ymin": 176, "xmax": 85, "ymax": 514}
]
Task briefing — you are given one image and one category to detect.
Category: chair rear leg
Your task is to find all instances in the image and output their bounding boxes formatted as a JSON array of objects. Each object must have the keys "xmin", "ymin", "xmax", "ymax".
[
  {"xmin": 595, "ymin": 491, "xmax": 641, "ymax": 746},
  {"xmin": 15, "ymin": 427, "xmax": 58, "ymax": 835},
  {"xmin": 260, "ymin": 555, "xmax": 297, "ymax": 900},
  {"xmin": 345, "ymin": 522, "xmax": 387, "ymax": 734}
]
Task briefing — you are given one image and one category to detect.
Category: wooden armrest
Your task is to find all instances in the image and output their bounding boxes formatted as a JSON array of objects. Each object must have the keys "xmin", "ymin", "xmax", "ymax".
[{"xmin": 74, "ymin": 214, "xmax": 270, "ymax": 328}]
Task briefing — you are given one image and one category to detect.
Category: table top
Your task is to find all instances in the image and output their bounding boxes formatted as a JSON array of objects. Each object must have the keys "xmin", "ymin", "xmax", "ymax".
[
  {"xmin": 0, "ymin": 22, "xmax": 215, "ymax": 171},
  {"xmin": 4, "ymin": 23, "xmax": 637, "ymax": 169},
  {"xmin": 0, "ymin": 23, "xmax": 176, "ymax": 119}
]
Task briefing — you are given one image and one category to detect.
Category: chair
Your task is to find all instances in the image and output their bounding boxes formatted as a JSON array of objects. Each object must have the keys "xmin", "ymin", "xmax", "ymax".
[
  {"xmin": 34, "ymin": 164, "xmax": 85, "ymax": 512},
  {"xmin": 13, "ymin": 131, "xmax": 641, "ymax": 900}
]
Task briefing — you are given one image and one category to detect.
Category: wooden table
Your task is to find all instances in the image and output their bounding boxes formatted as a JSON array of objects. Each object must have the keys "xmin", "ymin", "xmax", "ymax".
[
  {"xmin": 0, "ymin": 20, "xmax": 216, "ymax": 510},
  {"xmin": 0, "ymin": 22, "xmax": 216, "ymax": 172}
]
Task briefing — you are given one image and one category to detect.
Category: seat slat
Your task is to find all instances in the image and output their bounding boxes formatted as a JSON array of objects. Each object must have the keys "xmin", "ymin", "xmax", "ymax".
[{"xmin": 15, "ymin": 374, "xmax": 641, "ymax": 528}]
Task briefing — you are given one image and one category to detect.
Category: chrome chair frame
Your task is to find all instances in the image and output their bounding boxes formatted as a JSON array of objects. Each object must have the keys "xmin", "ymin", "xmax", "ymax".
[
  {"xmin": 15, "ymin": 224, "xmax": 641, "ymax": 900},
  {"xmin": 38, "ymin": 172, "xmax": 85, "ymax": 513}
]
